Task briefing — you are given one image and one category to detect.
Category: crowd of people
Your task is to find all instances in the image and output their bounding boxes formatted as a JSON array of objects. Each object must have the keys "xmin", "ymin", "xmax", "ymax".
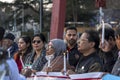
[{"xmin": 0, "ymin": 25, "xmax": 120, "ymax": 80}]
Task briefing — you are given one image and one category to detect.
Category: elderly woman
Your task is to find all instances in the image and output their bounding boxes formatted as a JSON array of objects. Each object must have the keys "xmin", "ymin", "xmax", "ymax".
[{"xmin": 42, "ymin": 39, "xmax": 72, "ymax": 72}]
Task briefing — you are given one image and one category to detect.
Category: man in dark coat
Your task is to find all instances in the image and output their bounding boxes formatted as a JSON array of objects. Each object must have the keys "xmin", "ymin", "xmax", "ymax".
[
  {"xmin": 2, "ymin": 33, "xmax": 18, "ymax": 58},
  {"xmin": 64, "ymin": 27, "xmax": 81, "ymax": 68},
  {"xmin": 67, "ymin": 29, "xmax": 103, "ymax": 74}
]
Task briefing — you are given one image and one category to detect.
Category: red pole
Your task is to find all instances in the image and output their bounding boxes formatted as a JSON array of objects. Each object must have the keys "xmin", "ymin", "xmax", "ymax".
[{"xmin": 50, "ymin": 0, "xmax": 66, "ymax": 40}]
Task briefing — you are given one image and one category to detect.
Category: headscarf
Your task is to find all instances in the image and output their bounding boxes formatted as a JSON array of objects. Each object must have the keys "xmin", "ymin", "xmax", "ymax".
[{"xmin": 50, "ymin": 39, "xmax": 66, "ymax": 57}]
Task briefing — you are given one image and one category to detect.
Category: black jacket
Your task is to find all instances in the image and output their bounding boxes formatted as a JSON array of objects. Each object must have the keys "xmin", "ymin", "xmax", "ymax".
[
  {"xmin": 67, "ymin": 44, "xmax": 81, "ymax": 67},
  {"xmin": 98, "ymin": 47, "xmax": 118, "ymax": 73},
  {"xmin": 111, "ymin": 57, "xmax": 120, "ymax": 76},
  {"xmin": 75, "ymin": 51, "xmax": 103, "ymax": 74}
]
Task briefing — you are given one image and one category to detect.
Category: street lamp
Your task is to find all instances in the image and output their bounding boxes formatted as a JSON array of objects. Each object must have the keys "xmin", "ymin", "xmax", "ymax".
[
  {"xmin": 13, "ymin": 8, "xmax": 17, "ymax": 32},
  {"xmin": 22, "ymin": 5, "xmax": 25, "ymax": 32},
  {"xmin": 39, "ymin": 0, "xmax": 43, "ymax": 33}
]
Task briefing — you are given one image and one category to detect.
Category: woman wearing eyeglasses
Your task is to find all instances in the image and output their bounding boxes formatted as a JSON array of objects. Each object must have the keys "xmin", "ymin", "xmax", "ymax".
[
  {"xmin": 42, "ymin": 39, "xmax": 72, "ymax": 72},
  {"xmin": 22, "ymin": 33, "xmax": 47, "ymax": 77}
]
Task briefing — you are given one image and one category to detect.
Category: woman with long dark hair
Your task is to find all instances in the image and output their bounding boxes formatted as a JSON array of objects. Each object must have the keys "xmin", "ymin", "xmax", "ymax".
[
  {"xmin": 21, "ymin": 33, "xmax": 47, "ymax": 77},
  {"xmin": 14, "ymin": 35, "xmax": 32, "ymax": 72}
]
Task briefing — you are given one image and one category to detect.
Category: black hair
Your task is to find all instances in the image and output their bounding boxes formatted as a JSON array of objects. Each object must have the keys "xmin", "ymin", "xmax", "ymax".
[
  {"xmin": 98, "ymin": 27, "xmax": 115, "ymax": 41},
  {"xmin": 19, "ymin": 35, "xmax": 32, "ymax": 54},
  {"xmin": 0, "ymin": 27, "xmax": 5, "ymax": 41},
  {"xmin": 32, "ymin": 33, "xmax": 46, "ymax": 43},
  {"xmin": 85, "ymin": 29, "xmax": 100, "ymax": 50},
  {"xmin": 65, "ymin": 26, "xmax": 77, "ymax": 33},
  {"xmin": 115, "ymin": 27, "xmax": 120, "ymax": 37}
]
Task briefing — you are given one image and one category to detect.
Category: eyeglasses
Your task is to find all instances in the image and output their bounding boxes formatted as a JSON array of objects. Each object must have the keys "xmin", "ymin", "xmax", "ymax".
[
  {"xmin": 45, "ymin": 45, "xmax": 54, "ymax": 50},
  {"xmin": 32, "ymin": 40, "xmax": 41, "ymax": 44},
  {"xmin": 77, "ymin": 38, "xmax": 88, "ymax": 44}
]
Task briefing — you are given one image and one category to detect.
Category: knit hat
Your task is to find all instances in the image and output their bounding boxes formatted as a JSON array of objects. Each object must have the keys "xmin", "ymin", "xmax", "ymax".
[
  {"xmin": 50, "ymin": 39, "xmax": 66, "ymax": 57},
  {"xmin": 4, "ymin": 33, "xmax": 15, "ymax": 41}
]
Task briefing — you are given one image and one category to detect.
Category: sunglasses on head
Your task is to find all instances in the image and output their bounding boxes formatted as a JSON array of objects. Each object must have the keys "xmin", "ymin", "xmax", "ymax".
[{"xmin": 32, "ymin": 40, "xmax": 41, "ymax": 44}]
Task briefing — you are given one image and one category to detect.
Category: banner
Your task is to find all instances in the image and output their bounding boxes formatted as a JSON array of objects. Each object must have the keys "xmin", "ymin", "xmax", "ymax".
[{"xmin": 27, "ymin": 72, "xmax": 120, "ymax": 80}]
